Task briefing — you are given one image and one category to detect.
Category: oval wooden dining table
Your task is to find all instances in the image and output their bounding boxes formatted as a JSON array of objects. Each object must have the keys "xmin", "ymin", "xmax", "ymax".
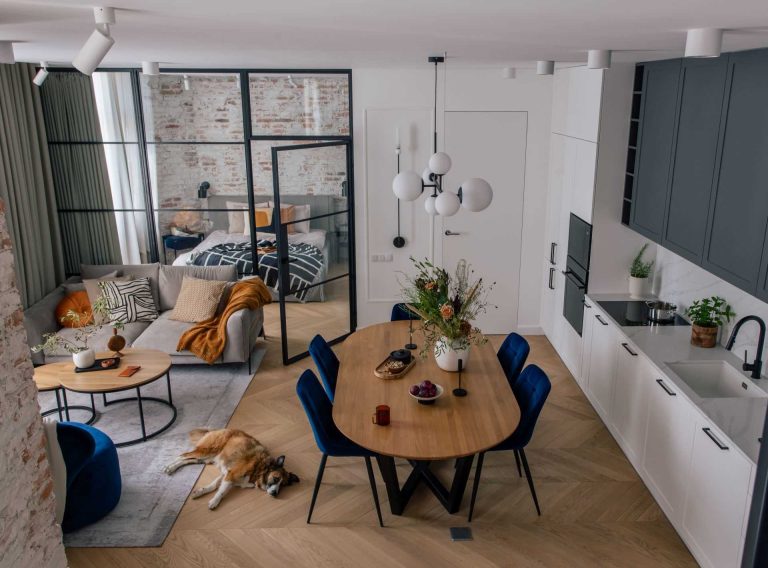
[{"xmin": 333, "ymin": 321, "xmax": 521, "ymax": 515}]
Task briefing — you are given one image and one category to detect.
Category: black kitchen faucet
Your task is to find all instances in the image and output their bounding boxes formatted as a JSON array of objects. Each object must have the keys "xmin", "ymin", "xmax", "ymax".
[{"xmin": 726, "ymin": 315, "xmax": 766, "ymax": 379}]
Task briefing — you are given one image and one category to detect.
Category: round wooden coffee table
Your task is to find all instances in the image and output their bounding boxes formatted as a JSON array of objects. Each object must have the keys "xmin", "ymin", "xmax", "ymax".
[{"xmin": 35, "ymin": 349, "xmax": 175, "ymax": 447}]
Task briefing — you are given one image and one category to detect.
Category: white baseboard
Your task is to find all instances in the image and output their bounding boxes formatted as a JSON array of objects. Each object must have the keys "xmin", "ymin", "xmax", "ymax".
[{"xmin": 516, "ymin": 325, "xmax": 544, "ymax": 335}]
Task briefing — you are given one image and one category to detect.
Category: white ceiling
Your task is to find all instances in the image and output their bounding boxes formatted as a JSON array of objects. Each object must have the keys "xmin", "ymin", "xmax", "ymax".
[{"xmin": 2, "ymin": 0, "xmax": 768, "ymax": 69}]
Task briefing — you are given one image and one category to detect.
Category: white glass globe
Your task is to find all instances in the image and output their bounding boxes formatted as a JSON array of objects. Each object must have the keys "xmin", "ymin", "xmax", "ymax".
[
  {"xmin": 392, "ymin": 171, "xmax": 423, "ymax": 201},
  {"xmin": 435, "ymin": 191, "xmax": 461, "ymax": 216},
  {"xmin": 460, "ymin": 178, "xmax": 493, "ymax": 212},
  {"xmin": 428, "ymin": 152, "xmax": 452, "ymax": 175},
  {"xmin": 424, "ymin": 195, "xmax": 438, "ymax": 216},
  {"xmin": 422, "ymin": 167, "xmax": 435, "ymax": 185}
]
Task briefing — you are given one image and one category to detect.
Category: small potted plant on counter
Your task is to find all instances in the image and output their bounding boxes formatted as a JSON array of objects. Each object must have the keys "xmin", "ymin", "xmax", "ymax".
[
  {"xmin": 629, "ymin": 244, "xmax": 654, "ymax": 298},
  {"xmin": 685, "ymin": 296, "xmax": 736, "ymax": 348}
]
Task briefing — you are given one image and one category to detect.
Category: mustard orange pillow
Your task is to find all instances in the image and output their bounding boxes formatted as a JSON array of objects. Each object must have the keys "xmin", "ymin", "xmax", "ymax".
[
  {"xmin": 254, "ymin": 208, "xmax": 273, "ymax": 229},
  {"xmin": 55, "ymin": 290, "xmax": 93, "ymax": 328}
]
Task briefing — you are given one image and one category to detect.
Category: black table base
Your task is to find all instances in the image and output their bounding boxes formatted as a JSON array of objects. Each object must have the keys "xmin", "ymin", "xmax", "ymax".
[
  {"xmin": 41, "ymin": 389, "xmax": 98, "ymax": 425},
  {"xmin": 101, "ymin": 372, "xmax": 177, "ymax": 447},
  {"xmin": 375, "ymin": 454, "xmax": 475, "ymax": 515}
]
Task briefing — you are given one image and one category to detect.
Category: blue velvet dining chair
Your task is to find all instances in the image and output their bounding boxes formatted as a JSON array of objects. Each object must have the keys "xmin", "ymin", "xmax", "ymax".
[
  {"xmin": 296, "ymin": 369, "xmax": 384, "ymax": 527},
  {"xmin": 390, "ymin": 303, "xmax": 420, "ymax": 322},
  {"xmin": 497, "ymin": 332, "xmax": 530, "ymax": 389},
  {"xmin": 467, "ymin": 364, "xmax": 552, "ymax": 522},
  {"xmin": 308, "ymin": 334, "xmax": 340, "ymax": 402}
]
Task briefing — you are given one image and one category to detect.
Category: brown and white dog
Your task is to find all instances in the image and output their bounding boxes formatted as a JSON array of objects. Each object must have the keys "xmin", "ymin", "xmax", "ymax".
[{"xmin": 164, "ymin": 428, "xmax": 299, "ymax": 510}]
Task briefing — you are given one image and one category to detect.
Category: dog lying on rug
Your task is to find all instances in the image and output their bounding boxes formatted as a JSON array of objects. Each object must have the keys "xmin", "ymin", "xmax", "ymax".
[{"xmin": 164, "ymin": 428, "xmax": 299, "ymax": 510}]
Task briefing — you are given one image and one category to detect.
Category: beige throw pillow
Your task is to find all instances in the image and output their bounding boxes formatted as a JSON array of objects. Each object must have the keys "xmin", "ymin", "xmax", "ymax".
[{"xmin": 170, "ymin": 276, "xmax": 228, "ymax": 323}]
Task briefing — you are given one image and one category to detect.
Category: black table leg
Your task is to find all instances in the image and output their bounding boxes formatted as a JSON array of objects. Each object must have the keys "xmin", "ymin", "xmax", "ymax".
[
  {"xmin": 137, "ymin": 386, "xmax": 147, "ymax": 442},
  {"xmin": 166, "ymin": 372, "xmax": 173, "ymax": 406},
  {"xmin": 55, "ymin": 389, "xmax": 64, "ymax": 421},
  {"xmin": 376, "ymin": 455, "xmax": 406, "ymax": 515},
  {"xmin": 61, "ymin": 389, "xmax": 71, "ymax": 421},
  {"xmin": 447, "ymin": 456, "xmax": 474, "ymax": 513}
]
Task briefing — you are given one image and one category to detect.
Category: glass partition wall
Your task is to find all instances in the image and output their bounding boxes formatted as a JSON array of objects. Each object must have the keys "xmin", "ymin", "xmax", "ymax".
[{"xmin": 40, "ymin": 68, "xmax": 354, "ymax": 364}]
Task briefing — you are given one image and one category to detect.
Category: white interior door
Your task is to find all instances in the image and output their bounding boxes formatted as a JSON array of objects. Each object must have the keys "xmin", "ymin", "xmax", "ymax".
[{"xmin": 441, "ymin": 111, "xmax": 527, "ymax": 334}]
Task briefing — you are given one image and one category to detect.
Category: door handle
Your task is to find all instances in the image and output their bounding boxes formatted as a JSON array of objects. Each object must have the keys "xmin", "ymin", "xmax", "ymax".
[
  {"xmin": 702, "ymin": 427, "xmax": 729, "ymax": 450},
  {"xmin": 548, "ymin": 267, "xmax": 555, "ymax": 290},
  {"xmin": 656, "ymin": 379, "xmax": 676, "ymax": 396},
  {"xmin": 595, "ymin": 315, "xmax": 609, "ymax": 326},
  {"xmin": 444, "ymin": 230, "xmax": 462, "ymax": 236},
  {"xmin": 550, "ymin": 242, "xmax": 557, "ymax": 265},
  {"xmin": 621, "ymin": 343, "xmax": 638, "ymax": 357},
  {"xmin": 583, "ymin": 301, "xmax": 592, "ymax": 308}
]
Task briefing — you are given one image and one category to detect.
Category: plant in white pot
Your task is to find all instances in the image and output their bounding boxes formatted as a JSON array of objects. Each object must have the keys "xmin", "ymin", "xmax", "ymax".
[
  {"xmin": 32, "ymin": 296, "xmax": 122, "ymax": 368},
  {"xmin": 401, "ymin": 257, "xmax": 494, "ymax": 371},
  {"xmin": 629, "ymin": 244, "xmax": 654, "ymax": 298}
]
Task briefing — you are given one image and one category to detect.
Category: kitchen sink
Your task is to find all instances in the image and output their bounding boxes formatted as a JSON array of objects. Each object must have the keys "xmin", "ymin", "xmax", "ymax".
[{"xmin": 665, "ymin": 361, "xmax": 768, "ymax": 399}]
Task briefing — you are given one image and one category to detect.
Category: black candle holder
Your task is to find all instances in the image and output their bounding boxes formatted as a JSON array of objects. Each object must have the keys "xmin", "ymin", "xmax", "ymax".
[
  {"xmin": 405, "ymin": 316, "xmax": 417, "ymax": 350},
  {"xmin": 453, "ymin": 359, "xmax": 467, "ymax": 397}
]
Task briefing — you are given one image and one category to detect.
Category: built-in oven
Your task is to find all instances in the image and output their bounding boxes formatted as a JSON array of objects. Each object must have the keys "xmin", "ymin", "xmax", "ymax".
[{"xmin": 562, "ymin": 214, "xmax": 593, "ymax": 336}]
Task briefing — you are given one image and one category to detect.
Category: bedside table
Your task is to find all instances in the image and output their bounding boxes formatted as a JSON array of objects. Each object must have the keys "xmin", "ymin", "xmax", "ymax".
[{"xmin": 162, "ymin": 234, "xmax": 204, "ymax": 260}]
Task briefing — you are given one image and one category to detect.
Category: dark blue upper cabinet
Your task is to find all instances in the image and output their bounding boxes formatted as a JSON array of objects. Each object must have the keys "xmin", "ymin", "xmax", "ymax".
[
  {"xmin": 703, "ymin": 49, "xmax": 768, "ymax": 294},
  {"xmin": 629, "ymin": 59, "xmax": 681, "ymax": 241},
  {"xmin": 662, "ymin": 58, "xmax": 728, "ymax": 264}
]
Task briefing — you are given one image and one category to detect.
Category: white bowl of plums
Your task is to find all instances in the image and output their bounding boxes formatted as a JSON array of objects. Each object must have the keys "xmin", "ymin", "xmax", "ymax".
[{"xmin": 409, "ymin": 380, "xmax": 443, "ymax": 405}]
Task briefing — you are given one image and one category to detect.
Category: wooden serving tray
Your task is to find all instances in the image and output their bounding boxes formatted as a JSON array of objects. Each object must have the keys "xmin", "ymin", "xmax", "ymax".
[
  {"xmin": 374, "ymin": 355, "xmax": 416, "ymax": 380},
  {"xmin": 74, "ymin": 357, "xmax": 120, "ymax": 373}
]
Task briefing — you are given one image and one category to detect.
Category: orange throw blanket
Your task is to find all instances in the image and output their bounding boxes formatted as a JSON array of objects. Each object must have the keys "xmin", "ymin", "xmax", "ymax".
[{"xmin": 177, "ymin": 278, "xmax": 272, "ymax": 364}]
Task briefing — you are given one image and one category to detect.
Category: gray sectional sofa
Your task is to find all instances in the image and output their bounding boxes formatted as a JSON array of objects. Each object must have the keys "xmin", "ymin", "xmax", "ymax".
[{"xmin": 24, "ymin": 263, "xmax": 265, "ymax": 370}]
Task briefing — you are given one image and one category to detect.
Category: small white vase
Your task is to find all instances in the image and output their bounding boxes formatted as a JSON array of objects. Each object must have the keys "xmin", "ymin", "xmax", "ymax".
[
  {"xmin": 628, "ymin": 276, "xmax": 648, "ymax": 298},
  {"xmin": 73, "ymin": 348, "xmax": 96, "ymax": 369},
  {"xmin": 434, "ymin": 337, "xmax": 471, "ymax": 372}
]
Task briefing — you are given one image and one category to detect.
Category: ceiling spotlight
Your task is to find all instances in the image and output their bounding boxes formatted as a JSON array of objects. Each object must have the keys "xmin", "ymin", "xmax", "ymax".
[
  {"xmin": 0, "ymin": 41, "xmax": 15, "ymax": 64},
  {"xmin": 501, "ymin": 67, "xmax": 516, "ymax": 79},
  {"xmin": 587, "ymin": 49, "xmax": 612, "ymax": 69},
  {"xmin": 33, "ymin": 62, "xmax": 49, "ymax": 86},
  {"xmin": 536, "ymin": 60, "xmax": 555, "ymax": 75},
  {"xmin": 142, "ymin": 61, "xmax": 160, "ymax": 75},
  {"xmin": 685, "ymin": 28, "xmax": 723, "ymax": 58},
  {"xmin": 73, "ymin": 6, "xmax": 116, "ymax": 75}
]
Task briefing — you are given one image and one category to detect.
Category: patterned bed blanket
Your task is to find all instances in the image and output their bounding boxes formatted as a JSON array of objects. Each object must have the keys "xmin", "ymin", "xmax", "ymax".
[{"xmin": 191, "ymin": 241, "xmax": 324, "ymax": 302}]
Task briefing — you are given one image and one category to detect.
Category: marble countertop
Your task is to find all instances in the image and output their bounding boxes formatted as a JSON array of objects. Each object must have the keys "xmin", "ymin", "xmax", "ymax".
[{"xmin": 587, "ymin": 293, "xmax": 768, "ymax": 464}]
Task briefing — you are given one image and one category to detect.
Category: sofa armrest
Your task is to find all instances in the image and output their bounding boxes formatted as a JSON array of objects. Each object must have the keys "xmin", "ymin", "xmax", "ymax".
[
  {"xmin": 222, "ymin": 306, "xmax": 264, "ymax": 363},
  {"xmin": 24, "ymin": 285, "xmax": 66, "ymax": 365}
]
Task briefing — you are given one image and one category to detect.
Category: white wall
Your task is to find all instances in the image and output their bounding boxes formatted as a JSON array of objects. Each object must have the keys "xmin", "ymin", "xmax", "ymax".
[{"xmin": 352, "ymin": 66, "xmax": 553, "ymax": 331}]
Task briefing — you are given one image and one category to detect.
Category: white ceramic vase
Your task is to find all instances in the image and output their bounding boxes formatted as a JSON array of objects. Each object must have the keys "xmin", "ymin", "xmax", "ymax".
[
  {"xmin": 628, "ymin": 276, "xmax": 648, "ymax": 298},
  {"xmin": 73, "ymin": 348, "xmax": 95, "ymax": 369},
  {"xmin": 434, "ymin": 337, "xmax": 471, "ymax": 372}
]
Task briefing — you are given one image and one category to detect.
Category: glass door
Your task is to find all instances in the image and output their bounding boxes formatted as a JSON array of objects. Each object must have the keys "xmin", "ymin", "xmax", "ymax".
[{"xmin": 270, "ymin": 141, "xmax": 355, "ymax": 364}]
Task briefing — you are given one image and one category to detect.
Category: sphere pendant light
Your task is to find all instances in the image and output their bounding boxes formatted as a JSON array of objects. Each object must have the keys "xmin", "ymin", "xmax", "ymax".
[{"xmin": 391, "ymin": 55, "xmax": 493, "ymax": 217}]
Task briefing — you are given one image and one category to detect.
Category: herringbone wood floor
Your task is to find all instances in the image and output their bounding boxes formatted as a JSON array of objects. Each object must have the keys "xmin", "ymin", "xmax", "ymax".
[{"xmin": 66, "ymin": 334, "xmax": 696, "ymax": 568}]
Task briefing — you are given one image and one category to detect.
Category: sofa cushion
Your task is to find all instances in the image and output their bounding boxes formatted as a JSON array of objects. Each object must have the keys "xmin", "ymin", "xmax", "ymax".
[
  {"xmin": 132, "ymin": 311, "xmax": 197, "ymax": 357},
  {"xmin": 170, "ymin": 277, "xmax": 227, "ymax": 323},
  {"xmin": 158, "ymin": 264, "xmax": 237, "ymax": 311},
  {"xmin": 100, "ymin": 278, "xmax": 159, "ymax": 323},
  {"xmin": 25, "ymin": 286, "xmax": 67, "ymax": 365},
  {"xmin": 81, "ymin": 263, "xmax": 161, "ymax": 309},
  {"xmin": 43, "ymin": 322, "xmax": 150, "ymax": 359}
]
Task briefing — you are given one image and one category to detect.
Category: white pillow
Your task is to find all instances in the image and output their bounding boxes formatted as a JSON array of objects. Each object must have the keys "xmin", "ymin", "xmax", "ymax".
[
  {"xmin": 226, "ymin": 201, "xmax": 269, "ymax": 234},
  {"xmin": 293, "ymin": 204, "xmax": 311, "ymax": 233},
  {"xmin": 243, "ymin": 209, "xmax": 275, "ymax": 238}
]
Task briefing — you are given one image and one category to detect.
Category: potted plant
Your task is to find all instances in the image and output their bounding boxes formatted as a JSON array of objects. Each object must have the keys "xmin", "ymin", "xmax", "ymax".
[
  {"xmin": 32, "ymin": 296, "xmax": 122, "ymax": 368},
  {"xmin": 401, "ymin": 257, "xmax": 494, "ymax": 371},
  {"xmin": 629, "ymin": 244, "xmax": 654, "ymax": 297},
  {"xmin": 685, "ymin": 296, "xmax": 736, "ymax": 348}
]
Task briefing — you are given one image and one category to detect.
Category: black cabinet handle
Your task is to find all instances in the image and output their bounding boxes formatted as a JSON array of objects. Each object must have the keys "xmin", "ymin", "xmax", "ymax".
[
  {"xmin": 583, "ymin": 301, "xmax": 592, "ymax": 308},
  {"xmin": 548, "ymin": 267, "xmax": 555, "ymax": 290},
  {"xmin": 550, "ymin": 242, "xmax": 557, "ymax": 265},
  {"xmin": 621, "ymin": 343, "xmax": 638, "ymax": 356},
  {"xmin": 656, "ymin": 379, "xmax": 676, "ymax": 396},
  {"xmin": 702, "ymin": 427, "xmax": 729, "ymax": 450},
  {"xmin": 595, "ymin": 315, "xmax": 609, "ymax": 326}
]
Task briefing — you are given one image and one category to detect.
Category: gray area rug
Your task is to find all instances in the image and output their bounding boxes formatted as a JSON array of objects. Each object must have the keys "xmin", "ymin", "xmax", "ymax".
[{"xmin": 38, "ymin": 348, "xmax": 265, "ymax": 548}]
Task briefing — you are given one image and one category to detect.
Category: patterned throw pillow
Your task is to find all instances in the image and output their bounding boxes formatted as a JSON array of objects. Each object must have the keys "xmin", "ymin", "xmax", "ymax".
[
  {"xmin": 170, "ymin": 276, "xmax": 227, "ymax": 323},
  {"xmin": 99, "ymin": 277, "xmax": 158, "ymax": 323}
]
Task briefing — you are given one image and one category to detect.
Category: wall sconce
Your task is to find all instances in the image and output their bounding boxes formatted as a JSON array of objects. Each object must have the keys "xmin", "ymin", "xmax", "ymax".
[{"xmin": 198, "ymin": 181, "xmax": 210, "ymax": 199}]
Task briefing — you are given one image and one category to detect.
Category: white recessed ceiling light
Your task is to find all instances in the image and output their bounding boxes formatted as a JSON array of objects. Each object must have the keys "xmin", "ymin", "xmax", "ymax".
[
  {"xmin": 536, "ymin": 60, "xmax": 555, "ymax": 75},
  {"xmin": 73, "ymin": 6, "xmax": 116, "ymax": 75},
  {"xmin": 0, "ymin": 41, "xmax": 15, "ymax": 64},
  {"xmin": 33, "ymin": 62, "xmax": 49, "ymax": 86},
  {"xmin": 587, "ymin": 49, "xmax": 612, "ymax": 69},
  {"xmin": 685, "ymin": 28, "xmax": 723, "ymax": 58},
  {"xmin": 142, "ymin": 61, "xmax": 160, "ymax": 75}
]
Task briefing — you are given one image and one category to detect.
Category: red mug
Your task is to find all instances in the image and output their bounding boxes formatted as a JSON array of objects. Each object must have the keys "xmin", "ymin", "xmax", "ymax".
[{"xmin": 372, "ymin": 404, "xmax": 390, "ymax": 426}]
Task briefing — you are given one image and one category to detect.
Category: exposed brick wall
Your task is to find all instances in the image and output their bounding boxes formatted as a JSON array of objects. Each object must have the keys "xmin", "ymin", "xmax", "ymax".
[
  {"xmin": 0, "ymin": 199, "xmax": 67, "ymax": 568},
  {"xmin": 141, "ymin": 73, "xmax": 349, "ymax": 236}
]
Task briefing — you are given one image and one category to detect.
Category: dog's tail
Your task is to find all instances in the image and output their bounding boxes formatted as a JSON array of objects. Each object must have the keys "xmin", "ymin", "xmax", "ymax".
[{"xmin": 188, "ymin": 428, "xmax": 210, "ymax": 443}]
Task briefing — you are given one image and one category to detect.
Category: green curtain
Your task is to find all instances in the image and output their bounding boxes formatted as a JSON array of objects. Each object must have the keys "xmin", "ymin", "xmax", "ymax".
[
  {"xmin": 0, "ymin": 63, "xmax": 64, "ymax": 307},
  {"xmin": 40, "ymin": 73, "xmax": 121, "ymax": 275}
]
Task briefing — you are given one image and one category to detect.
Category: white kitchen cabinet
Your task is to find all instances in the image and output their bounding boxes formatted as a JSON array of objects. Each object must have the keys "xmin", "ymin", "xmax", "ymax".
[
  {"xmin": 578, "ymin": 300, "xmax": 596, "ymax": 390},
  {"xmin": 540, "ymin": 259, "xmax": 557, "ymax": 340},
  {"xmin": 681, "ymin": 420, "xmax": 754, "ymax": 568},
  {"xmin": 550, "ymin": 67, "xmax": 604, "ymax": 143},
  {"xmin": 570, "ymin": 139, "xmax": 598, "ymax": 224},
  {"xmin": 610, "ymin": 341, "xmax": 651, "ymax": 464},
  {"xmin": 642, "ymin": 375, "xmax": 696, "ymax": 523},
  {"xmin": 585, "ymin": 310, "xmax": 618, "ymax": 420}
]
